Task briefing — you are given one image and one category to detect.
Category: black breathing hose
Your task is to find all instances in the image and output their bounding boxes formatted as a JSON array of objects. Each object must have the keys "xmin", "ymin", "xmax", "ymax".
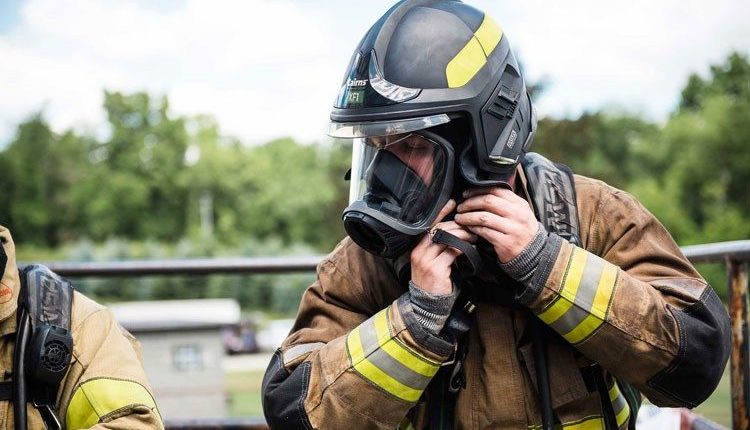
[
  {"xmin": 13, "ymin": 307, "xmax": 30, "ymax": 430},
  {"xmin": 531, "ymin": 316, "xmax": 554, "ymax": 430}
]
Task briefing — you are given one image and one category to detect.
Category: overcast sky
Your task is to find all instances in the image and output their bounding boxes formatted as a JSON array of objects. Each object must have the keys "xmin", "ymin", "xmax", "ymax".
[{"xmin": 1, "ymin": 0, "xmax": 748, "ymax": 145}]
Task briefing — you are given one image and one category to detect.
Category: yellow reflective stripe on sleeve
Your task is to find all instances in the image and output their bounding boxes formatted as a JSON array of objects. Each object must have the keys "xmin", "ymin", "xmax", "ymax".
[
  {"xmin": 381, "ymin": 338, "xmax": 440, "ymax": 377},
  {"xmin": 346, "ymin": 308, "xmax": 439, "ymax": 402},
  {"xmin": 474, "ymin": 15, "xmax": 502, "ymax": 57},
  {"xmin": 352, "ymin": 356, "xmax": 424, "ymax": 402},
  {"xmin": 347, "ymin": 326, "xmax": 367, "ymax": 363},
  {"xmin": 561, "ymin": 261, "xmax": 619, "ymax": 344},
  {"xmin": 66, "ymin": 378, "xmax": 159, "ymax": 430},
  {"xmin": 374, "ymin": 307, "xmax": 392, "ymax": 344},
  {"xmin": 538, "ymin": 246, "xmax": 619, "ymax": 345},
  {"xmin": 562, "ymin": 313, "xmax": 604, "ymax": 344},
  {"xmin": 589, "ymin": 262, "xmax": 618, "ymax": 320},
  {"xmin": 446, "ymin": 13, "xmax": 504, "ymax": 88},
  {"xmin": 537, "ymin": 248, "xmax": 588, "ymax": 324}
]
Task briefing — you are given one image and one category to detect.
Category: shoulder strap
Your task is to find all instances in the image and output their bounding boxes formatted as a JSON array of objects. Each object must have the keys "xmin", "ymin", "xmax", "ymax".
[
  {"xmin": 522, "ymin": 155, "xmax": 642, "ymax": 426},
  {"xmin": 521, "ymin": 152, "xmax": 581, "ymax": 246},
  {"xmin": 0, "ymin": 380, "xmax": 12, "ymax": 401},
  {"xmin": 16, "ymin": 264, "xmax": 74, "ymax": 430}
]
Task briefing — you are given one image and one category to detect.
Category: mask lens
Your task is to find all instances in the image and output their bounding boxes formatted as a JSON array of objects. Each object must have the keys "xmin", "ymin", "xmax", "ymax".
[{"xmin": 349, "ymin": 133, "xmax": 448, "ymax": 227}]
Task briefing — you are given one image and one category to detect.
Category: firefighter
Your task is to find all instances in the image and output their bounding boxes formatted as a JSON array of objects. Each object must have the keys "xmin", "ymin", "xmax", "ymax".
[
  {"xmin": 0, "ymin": 225, "xmax": 164, "ymax": 429},
  {"xmin": 262, "ymin": 1, "xmax": 731, "ymax": 429}
]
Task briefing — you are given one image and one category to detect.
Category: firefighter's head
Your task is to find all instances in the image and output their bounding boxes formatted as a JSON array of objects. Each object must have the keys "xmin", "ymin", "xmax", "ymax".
[{"xmin": 328, "ymin": 0, "xmax": 536, "ymax": 258}]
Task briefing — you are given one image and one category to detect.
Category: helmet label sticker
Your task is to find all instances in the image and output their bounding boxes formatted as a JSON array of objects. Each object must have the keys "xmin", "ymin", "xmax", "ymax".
[
  {"xmin": 506, "ymin": 129, "xmax": 517, "ymax": 149},
  {"xmin": 347, "ymin": 79, "xmax": 368, "ymax": 88},
  {"xmin": 347, "ymin": 90, "xmax": 364, "ymax": 106}
]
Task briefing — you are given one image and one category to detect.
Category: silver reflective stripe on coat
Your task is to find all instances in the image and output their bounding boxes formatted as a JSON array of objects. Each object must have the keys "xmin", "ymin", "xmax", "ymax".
[
  {"xmin": 346, "ymin": 308, "xmax": 440, "ymax": 402},
  {"xmin": 282, "ymin": 342, "xmax": 325, "ymax": 366}
]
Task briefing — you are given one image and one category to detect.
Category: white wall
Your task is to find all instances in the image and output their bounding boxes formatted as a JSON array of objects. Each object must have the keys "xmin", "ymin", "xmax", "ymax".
[{"xmin": 134, "ymin": 328, "xmax": 226, "ymax": 420}]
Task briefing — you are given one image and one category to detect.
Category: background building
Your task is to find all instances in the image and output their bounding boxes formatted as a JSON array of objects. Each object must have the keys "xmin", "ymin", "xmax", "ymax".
[{"xmin": 110, "ymin": 298, "xmax": 241, "ymax": 420}]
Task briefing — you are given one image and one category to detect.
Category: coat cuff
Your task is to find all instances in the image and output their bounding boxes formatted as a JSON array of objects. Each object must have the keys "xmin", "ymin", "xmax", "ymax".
[
  {"xmin": 408, "ymin": 280, "xmax": 459, "ymax": 334},
  {"xmin": 515, "ymin": 232, "xmax": 564, "ymax": 306},
  {"xmin": 499, "ymin": 222, "xmax": 548, "ymax": 284},
  {"xmin": 396, "ymin": 293, "xmax": 455, "ymax": 358}
]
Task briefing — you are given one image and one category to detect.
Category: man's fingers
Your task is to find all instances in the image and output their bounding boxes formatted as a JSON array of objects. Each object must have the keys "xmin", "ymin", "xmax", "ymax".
[
  {"xmin": 439, "ymin": 228, "xmax": 478, "ymax": 243},
  {"xmin": 414, "ymin": 224, "xmax": 477, "ymax": 263},
  {"xmin": 434, "ymin": 246, "xmax": 463, "ymax": 268},
  {"xmin": 416, "ymin": 241, "xmax": 448, "ymax": 262},
  {"xmin": 432, "ymin": 199, "xmax": 457, "ymax": 226},
  {"xmin": 456, "ymin": 194, "xmax": 516, "ymax": 217},
  {"xmin": 454, "ymin": 211, "xmax": 514, "ymax": 234},
  {"xmin": 465, "ymin": 225, "xmax": 505, "ymax": 245},
  {"xmin": 462, "ymin": 186, "xmax": 519, "ymax": 199}
]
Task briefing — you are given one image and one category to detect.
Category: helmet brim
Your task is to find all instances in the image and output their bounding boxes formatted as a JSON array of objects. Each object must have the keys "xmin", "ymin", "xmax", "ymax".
[{"xmin": 327, "ymin": 114, "xmax": 451, "ymax": 138}]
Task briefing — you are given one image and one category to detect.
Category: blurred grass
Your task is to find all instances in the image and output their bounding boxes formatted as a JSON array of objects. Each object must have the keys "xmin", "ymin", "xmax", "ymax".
[
  {"xmin": 226, "ymin": 370, "xmax": 266, "ymax": 418},
  {"xmin": 226, "ymin": 366, "xmax": 732, "ymax": 426}
]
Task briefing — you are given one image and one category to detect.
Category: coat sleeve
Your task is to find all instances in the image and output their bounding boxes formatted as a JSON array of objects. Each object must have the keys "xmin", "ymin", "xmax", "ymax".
[
  {"xmin": 59, "ymin": 293, "xmax": 164, "ymax": 430},
  {"xmin": 518, "ymin": 181, "xmax": 731, "ymax": 408},
  {"xmin": 262, "ymin": 240, "xmax": 454, "ymax": 429}
]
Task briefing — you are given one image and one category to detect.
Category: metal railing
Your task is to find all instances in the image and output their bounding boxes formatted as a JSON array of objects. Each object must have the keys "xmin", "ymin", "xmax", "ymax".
[
  {"xmin": 37, "ymin": 240, "xmax": 750, "ymax": 430},
  {"xmin": 682, "ymin": 240, "xmax": 750, "ymax": 430}
]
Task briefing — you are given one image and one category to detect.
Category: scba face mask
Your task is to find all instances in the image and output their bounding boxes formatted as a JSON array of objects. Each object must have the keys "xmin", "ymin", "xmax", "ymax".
[{"xmin": 333, "ymin": 118, "xmax": 455, "ymax": 258}]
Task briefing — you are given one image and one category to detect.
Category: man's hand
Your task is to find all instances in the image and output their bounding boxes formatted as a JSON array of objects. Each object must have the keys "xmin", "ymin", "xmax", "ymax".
[
  {"xmin": 454, "ymin": 187, "xmax": 539, "ymax": 263},
  {"xmin": 410, "ymin": 199, "xmax": 477, "ymax": 295}
]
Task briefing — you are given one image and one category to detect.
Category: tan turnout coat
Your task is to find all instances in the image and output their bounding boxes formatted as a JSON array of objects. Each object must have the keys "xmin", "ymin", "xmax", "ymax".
[
  {"xmin": 0, "ymin": 226, "xmax": 164, "ymax": 429},
  {"xmin": 263, "ymin": 173, "xmax": 730, "ymax": 429}
]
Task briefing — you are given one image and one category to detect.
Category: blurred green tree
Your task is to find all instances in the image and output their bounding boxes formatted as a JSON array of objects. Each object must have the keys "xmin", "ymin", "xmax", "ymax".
[
  {"xmin": 4, "ymin": 52, "xmax": 748, "ymax": 307},
  {"xmin": 83, "ymin": 91, "xmax": 190, "ymax": 241},
  {"xmin": 0, "ymin": 115, "xmax": 89, "ymax": 246}
]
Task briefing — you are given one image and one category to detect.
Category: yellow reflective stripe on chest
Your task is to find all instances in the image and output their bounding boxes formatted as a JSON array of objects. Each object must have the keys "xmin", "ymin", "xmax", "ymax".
[
  {"xmin": 66, "ymin": 378, "xmax": 160, "ymax": 430},
  {"xmin": 528, "ymin": 415, "xmax": 604, "ymax": 430},
  {"xmin": 609, "ymin": 381, "xmax": 631, "ymax": 427},
  {"xmin": 536, "ymin": 247, "xmax": 619, "ymax": 344},
  {"xmin": 528, "ymin": 384, "xmax": 631, "ymax": 429},
  {"xmin": 346, "ymin": 308, "xmax": 439, "ymax": 402}
]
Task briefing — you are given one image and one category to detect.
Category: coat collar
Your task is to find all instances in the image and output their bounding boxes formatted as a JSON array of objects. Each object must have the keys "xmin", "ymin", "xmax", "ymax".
[{"xmin": 0, "ymin": 226, "xmax": 19, "ymax": 324}]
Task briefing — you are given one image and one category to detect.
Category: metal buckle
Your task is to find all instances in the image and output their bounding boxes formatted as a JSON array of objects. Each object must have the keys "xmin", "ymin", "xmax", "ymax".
[{"xmin": 441, "ymin": 342, "xmax": 459, "ymax": 367}]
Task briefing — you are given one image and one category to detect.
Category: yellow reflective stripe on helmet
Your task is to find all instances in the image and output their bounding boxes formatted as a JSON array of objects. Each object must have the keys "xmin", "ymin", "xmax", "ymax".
[
  {"xmin": 66, "ymin": 378, "xmax": 159, "ymax": 430},
  {"xmin": 474, "ymin": 15, "xmax": 502, "ymax": 57},
  {"xmin": 446, "ymin": 14, "xmax": 504, "ymax": 88},
  {"xmin": 346, "ymin": 308, "xmax": 439, "ymax": 402},
  {"xmin": 446, "ymin": 37, "xmax": 486, "ymax": 88}
]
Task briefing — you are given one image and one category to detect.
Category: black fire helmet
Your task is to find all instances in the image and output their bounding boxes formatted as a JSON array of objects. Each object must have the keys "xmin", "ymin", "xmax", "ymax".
[{"xmin": 328, "ymin": 0, "xmax": 537, "ymax": 186}]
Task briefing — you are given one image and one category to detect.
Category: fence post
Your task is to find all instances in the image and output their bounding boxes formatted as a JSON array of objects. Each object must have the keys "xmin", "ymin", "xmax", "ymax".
[{"xmin": 728, "ymin": 260, "xmax": 750, "ymax": 430}]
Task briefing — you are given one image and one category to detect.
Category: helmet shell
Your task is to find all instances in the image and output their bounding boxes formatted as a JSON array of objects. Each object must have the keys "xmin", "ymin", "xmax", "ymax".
[{"xmin": 330, "ymin": 0, "xmax": 537, "ymax": 185}]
